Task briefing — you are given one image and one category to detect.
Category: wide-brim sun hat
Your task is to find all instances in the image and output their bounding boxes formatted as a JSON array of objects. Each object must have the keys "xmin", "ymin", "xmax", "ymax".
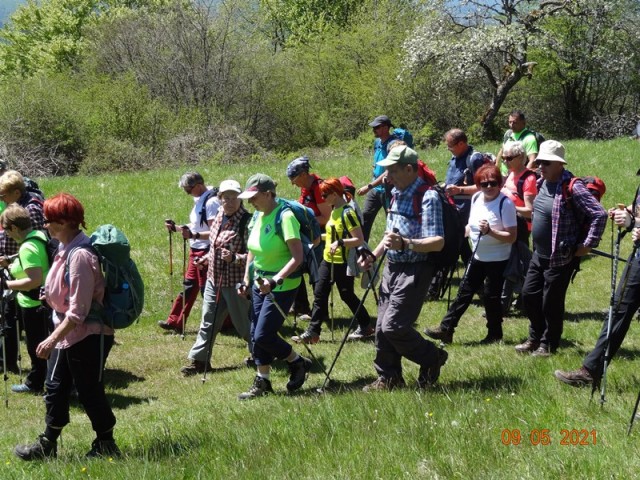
[{"xmin": 536, "ymin": 140, "xmax": 566, "ymax": 164}]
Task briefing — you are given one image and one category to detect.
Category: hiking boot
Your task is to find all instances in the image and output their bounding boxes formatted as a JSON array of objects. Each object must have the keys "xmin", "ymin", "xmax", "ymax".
[
  {"xmin": 157, "ymin": 321, "xmax": 181, "ymax": 334},
  {"xmin": 531, "ymin": 345, "xmax": 551, "ymax": 357},
  {"xmin": 554, "ymin": 366, "xmax": 599, "ymax": 388},
  {"xmin": 11, "ymin": 383, "xmax": 43, "ymax": 394},
  {"xmin": 424, "ymin": 325, "xmax": 453, "ymax": 344},
  {"xmin": 291, "ymin": 330, "xmax": 320, "ymax": 345},
  {"xmin": 238, "ymin": 375, "xmax": 274, "ymax": 400},
  {"xmin": 348, "ymin": 325, "xmax": 375, "ymax": 341},
  {"xmin": 297, "ymin": 314, "xmax": 312, "ymax": 322},
  {"xmin": 286, "ymin": 356, "xmax": 312, "ymax": 392},
  {"xmin": 417, "ymin": 348, "xmax": 449, "ymax": 388},
  {"xmin": 515, "ymin": 339, "xmax": 540, "ymax": 353},
  {"xmin": 86, "ymin": 439, "xmax": 121, "ymax": 459},
  {"xmin": 243, "ymin": 356, "xmax": 257, "ymax": 369},
  {"xmin": 362, "ymin": 376, "xmax": 406, "ymax": 392},
  {"xmin": 180, "ymin": 360, "xmax": 211, "ymax": 377},
  {"xmin": 14, "ymin": 434, "xmax": 57, "ymax": 461}
]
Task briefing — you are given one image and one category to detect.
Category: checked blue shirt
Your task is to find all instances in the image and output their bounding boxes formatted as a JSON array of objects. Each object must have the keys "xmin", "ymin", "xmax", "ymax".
[{"xmin": 386, "ymin": 177, "xmax": 444, "ymax": 263}]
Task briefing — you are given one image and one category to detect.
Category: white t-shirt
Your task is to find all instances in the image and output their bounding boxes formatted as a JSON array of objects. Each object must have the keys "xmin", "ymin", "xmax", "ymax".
[
  {"xmin": 189, "ymin": 186, "xmax": 220, "ymax": 249},
  {"xmin": 468, "ymin": 192, "xmax": 517, "ymax": 262}
]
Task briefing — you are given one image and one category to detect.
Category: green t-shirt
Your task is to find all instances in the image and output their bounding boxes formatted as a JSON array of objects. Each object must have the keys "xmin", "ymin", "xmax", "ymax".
[
  {"xmin": 501, "ymin": 129, "xmax": 540, "ymax": 175},
  {"xmin": 9, "ymin": 230, "xmax": 50, "ymax": 308},
  {"xmin": 324, "ymin": 205, "xmax": 361, "ymax": 264},
  {"xmin": 247, "ymin": 199, "xmax": 302, "ymax": 292}
]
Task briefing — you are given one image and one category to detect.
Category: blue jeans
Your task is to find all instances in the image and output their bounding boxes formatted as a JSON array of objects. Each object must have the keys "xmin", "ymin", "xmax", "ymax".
[{"xmin": 250, "ymin": 287, "xmax": 297, "ymax": 366}]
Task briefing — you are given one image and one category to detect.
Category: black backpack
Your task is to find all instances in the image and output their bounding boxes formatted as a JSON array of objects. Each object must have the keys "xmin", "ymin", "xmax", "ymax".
[
  {"xmin": 198, "ymin": 188, "xmax": 219, "ymax": 227},
  {"xmin": 388, "ymin": 183, "xmax": 465, "ymax": 269},
  {"xmin": 17, "ymin": 234, "xmax": 59, "ymax": 301}
]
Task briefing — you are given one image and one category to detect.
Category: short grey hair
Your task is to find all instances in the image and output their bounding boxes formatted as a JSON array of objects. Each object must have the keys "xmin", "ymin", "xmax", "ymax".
[
  {"xmin": 503, "ymin": 141, "xmax": 525, "ymax": 158},
  {"xmin": 178, "ymin": 172, "xmax": 204, "ymax": 189}
]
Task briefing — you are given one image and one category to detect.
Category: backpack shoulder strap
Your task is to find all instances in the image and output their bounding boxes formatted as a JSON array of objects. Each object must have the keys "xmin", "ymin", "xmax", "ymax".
[
  {"xmin": 237, "ymin": 211, "xmax": 252, "ymax": 250},
  {"xmin": 198, "ymin": 188, "xmax": 218, "ymax": 227},
  {"xmin": 340, "ymin": 205, "xmax": 359, "ymax": 238},
  {"xmin": 515, "ymin": 169, "xmax": 538, "ymax": 201}
]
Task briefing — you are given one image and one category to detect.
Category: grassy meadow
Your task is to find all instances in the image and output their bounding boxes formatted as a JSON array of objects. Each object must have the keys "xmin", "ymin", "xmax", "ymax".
[{"xmin": 2, "ymin": 138, "xmax": 640, "ymax": 479}]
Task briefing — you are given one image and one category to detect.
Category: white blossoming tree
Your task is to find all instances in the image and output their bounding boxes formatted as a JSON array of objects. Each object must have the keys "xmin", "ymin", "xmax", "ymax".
[{"xmin": 402, "ymin": 0, "xmax": 570, "ymax": 136}]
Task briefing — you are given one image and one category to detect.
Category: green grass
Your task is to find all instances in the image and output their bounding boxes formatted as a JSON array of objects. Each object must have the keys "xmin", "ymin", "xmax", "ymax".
[{"xmin": 2, "ymin": 138, "xmax": 640, "ymax": 478}]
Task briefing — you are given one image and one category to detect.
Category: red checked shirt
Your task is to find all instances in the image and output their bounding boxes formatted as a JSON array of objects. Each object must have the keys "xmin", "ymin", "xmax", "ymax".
[{"xmin": 206, "ymin": 206, "xmax": 250, "ymax": 287}]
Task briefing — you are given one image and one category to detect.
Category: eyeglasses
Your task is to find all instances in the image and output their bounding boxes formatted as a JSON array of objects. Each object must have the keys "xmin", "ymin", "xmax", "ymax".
[
  {"xmin": 219, "ymin": 195, "xmax": 239, "ymax": 203},
  {"xmin": 183, "ymin": 185, "xmax": 194, "ymax": 194},
  {"xmin": 502, "ymin": 156, "xmax": 516, "ymax": 161},
  {"xmin": 479, "ymin": 180, "xmax": 499, "ymax": 188},
  {"xmin": 536, "ymin": 160, "xmax": 552, "ymax": 167}
]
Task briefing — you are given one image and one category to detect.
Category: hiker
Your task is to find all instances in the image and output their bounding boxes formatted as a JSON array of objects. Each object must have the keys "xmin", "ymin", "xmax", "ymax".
[
  {"xmin": 442, "ymin": 129, "xmax": 486, "ymax": 265},
  {"xmin": 496, "ymin": 110, "xmax": 540, "ymax": 170},
  {"xmin": 358, "ymin": 145, "xmax": 448, "ymax": 391},
  {"xmin": 180, "ymin": 180, "xmax": 253, "ymax": 376},
  {"xmin": 291, "ymin": 178, "xmax": 373, "ymax": 345},
  {"xmin": 236, "ymin": 174, "xmax": 311, "ymax": 399},
  {"xmin": 515, "ymin": 141, "xmax": 607, "ymax": 357},
  {"xmin": 0, "ymin": 156, "xmax": 44, "ymax": 202},
  {"xmin": 357, "ymin": 115, "xmax": 400, "ymax": 243},
  {"xmin": 500, "ymin": 140, "xmax": 538, "ymax": 314},
  {"xmin": 0, "ymin": 170, "xmax": 46, "ymax": 374},
  {"xmin": 425, "ymin": 164, "xmax": 517, "ymax": 344},
  {"xmin": 158, "ymin": 172, "xmax": 219, "ymax": 334},
  {"xmin": 555, "ymin": 200, "xmax": 640, "ymax": 387},
  {"xmin": 286, "ymin": 156, "xmax": 330, "ymax": 321},
  {"xmin": 14, "ymin": 193, "xmax": 120, "ymax": 460},
  {"xmin": 0, "ymin": 205, "xmax": 51, "ymax": 394}
]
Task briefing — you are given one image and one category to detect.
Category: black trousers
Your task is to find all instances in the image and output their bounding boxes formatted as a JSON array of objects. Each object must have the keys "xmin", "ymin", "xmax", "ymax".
[
  {"xmin": 521, "ymin": 252, "xmax": 580, "ymax": 350},
  {"xmin": 22, "ymin": 304, "xmax": 51, "ymax": 391},
  {"xmin": 308, "ymin": 260, "xmax": 371, "ymax": 334},
  {"xmin": 45, "ymin": 334, "xmax": 116, "ymax": 435},
  {"xmin": 441, "ymin": 259, "xmax": 508, "ymax": 338},
  {"xmin": 584, "ymin": 254, "xmax": 640, "ymax": 375}
]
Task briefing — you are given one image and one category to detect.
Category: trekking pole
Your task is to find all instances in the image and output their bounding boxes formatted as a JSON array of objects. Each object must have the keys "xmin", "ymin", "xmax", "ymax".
[
  {"xmin": 599, "ymin": 205, "xmax": 626, "ymax": 406},
  {"xmin": 1, "ymin": 281, "xmax": 8, "ymax": 407},
  {"xmin": 628, "ymin": 388, "xmax": 640, "ymax": 435},
  {"xmin": 457, "ymin": 231, "xmax": 484, "ymax": 296},
  {"xmin": 16, "ymin": 307, "xmax": 23, "ymax": 383},
  {"xmin": 255, "ymin": 277, "xmax": 329, "ymax": 378},
  {"xmin": 180, "ymin": 237, "xmax": 188, "ymax": 340},
  {"xmin": 166, "ymin": 219, "xmax": 175, "ymax": 302},
  {"xmin": 202, "ymin": 251, "xmax": 227, "ymax": 384},
  {"xmin": 317, "ymin": 244, "xmax": 388, "ymax": 394},
  {"xmin": 330, "ymin": 226, "xmax": 337, "ymax": 342},
  {"xmin": 590, "ymin": 248, "xmax": 628, "ymax": 263}
]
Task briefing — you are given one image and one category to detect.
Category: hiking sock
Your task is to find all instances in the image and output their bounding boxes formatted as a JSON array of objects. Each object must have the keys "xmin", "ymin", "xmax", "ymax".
[
  {"xmin": 288, "ymin": 353, "xmax": 300, "ymax": 363},
  {"xmin": 257, "ymin": 372, "xmax": 270, "ymax": 380}
]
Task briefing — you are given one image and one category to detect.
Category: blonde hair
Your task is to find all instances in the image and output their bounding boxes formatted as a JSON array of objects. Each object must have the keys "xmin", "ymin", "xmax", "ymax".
[
  {"xmin": 0, "ymin": 204, "xmax": 32, "ymax": 231},
  {"xmin": 0, "ymin": 170, "xmax": 26, "ymax": 195}
]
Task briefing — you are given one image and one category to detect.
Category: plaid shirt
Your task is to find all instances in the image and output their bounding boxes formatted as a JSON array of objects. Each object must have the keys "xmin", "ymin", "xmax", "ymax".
[
  {"xmin": 0, "ymin": 193, "xmax": 46, "ymax": 256},
  {"xmin": 206, "ymin": 206, "xmax": 250, "ymax": 287},
  {"xmin": 541, "ymin": 169, "xmax": 607, "ymax": 267},
  {"xmin": 386, "ymin": 177, "xmax": 444, "ymax": 263}
]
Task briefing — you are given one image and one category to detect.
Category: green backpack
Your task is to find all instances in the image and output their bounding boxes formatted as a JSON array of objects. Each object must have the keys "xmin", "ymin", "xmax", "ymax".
[{"xmin": 67, "ymin": 224, "xmax": 144, "ymax": 329}]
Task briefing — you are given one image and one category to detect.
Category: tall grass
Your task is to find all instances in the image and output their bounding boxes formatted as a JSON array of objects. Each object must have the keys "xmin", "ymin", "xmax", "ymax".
[{"xmin": 2, "ymin": 138, "xmax": 640, "ymax": 478}]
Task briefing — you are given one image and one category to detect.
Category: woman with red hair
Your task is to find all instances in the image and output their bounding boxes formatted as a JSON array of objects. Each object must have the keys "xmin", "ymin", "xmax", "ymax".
[
  {"xmin": 14, "ymin": 193, "xmax": 120, "ymax": 460},
  {"xmin": 292, "ymin": 178, "xmax": 373, "ymax": 344}
]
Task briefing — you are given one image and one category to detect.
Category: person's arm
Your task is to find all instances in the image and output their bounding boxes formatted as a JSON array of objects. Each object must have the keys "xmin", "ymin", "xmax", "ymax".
[
  {"xmin": 316, "ymin": 201, "xmax": 332, "ymax": 229},
  {"xmin": 525, "ymin": 153, "xmax": 538, "ymax": 169},
  {"xmin": 6, "ymin": 266, "xmax": 42, "ymax": 291},
  {"xmin": 36, "ymin": 318, "xmax": 76, "ymax": 359},
  {"xmin": 572, "ymin": 183, "xmax": 608, "ymax": 255}
]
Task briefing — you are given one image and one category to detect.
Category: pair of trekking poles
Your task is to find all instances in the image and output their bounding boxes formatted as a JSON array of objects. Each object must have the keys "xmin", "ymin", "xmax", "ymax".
[{"xmin": 167, "ymin": 221, "xmax": 190, "ymax": 340}]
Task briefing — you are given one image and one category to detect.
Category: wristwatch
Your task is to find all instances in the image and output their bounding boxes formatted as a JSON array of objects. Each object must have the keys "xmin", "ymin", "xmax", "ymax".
[{"xmin": 407, "ymin": 239, "xmax": 415, "ymax": 251}]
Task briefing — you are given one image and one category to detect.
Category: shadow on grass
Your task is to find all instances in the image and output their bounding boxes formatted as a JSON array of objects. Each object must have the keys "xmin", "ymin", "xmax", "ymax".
[
  {"xmin": 439, "ymin": 374, "xmax": 525, "ymax": 393},
  {"xmin": 104, "ymin": 368, "xmax": 145, "ymax": 389},
  {"xmin": 564, "ymin": 311, "xmax": 608, "ymax": 322},
  {"xmin": 70, "ymin": 392, "xmax": 157, "ymax": 411}
]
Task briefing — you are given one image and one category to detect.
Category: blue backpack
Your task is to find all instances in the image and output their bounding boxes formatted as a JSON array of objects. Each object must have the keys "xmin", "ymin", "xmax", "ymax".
[
  {"xmin": 274, "ymin": 199, "xmax": 322, "ymax": 283},
  {"xmin": 67, "ymin": 225, "xmax": 144, "ymax": 330},
  {"xmin": 392, "ymin": 128, "xmax": 414, "ymax": 148}
]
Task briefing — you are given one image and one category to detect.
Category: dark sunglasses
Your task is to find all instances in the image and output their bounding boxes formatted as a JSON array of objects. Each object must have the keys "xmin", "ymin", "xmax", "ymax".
[
  {"xmin": 480, "ymin": 180, "xmax": 499, "ymax": 188},
  {"xmin": 502, "ymin": 155, "xmax": 516, "ymax": 161},
  {"xmin": 536, "ymin": 160, "xmax": 552, "ymax": 167}
]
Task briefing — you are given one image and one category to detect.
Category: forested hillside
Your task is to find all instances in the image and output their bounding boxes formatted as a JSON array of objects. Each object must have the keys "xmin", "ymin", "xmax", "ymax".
[{"xmin": 0, "ymin": 0, "xmax": 638, "ymax": 177}]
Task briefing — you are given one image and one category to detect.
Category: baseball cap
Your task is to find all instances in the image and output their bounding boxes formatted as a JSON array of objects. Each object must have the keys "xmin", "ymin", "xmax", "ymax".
[
  {"xmin": 376, "ymin": 145, "xmax": 418, "ymax": 167},
  {"xmin": 238, "ymin": 174, "xmax": 276, "ymax": 199}
]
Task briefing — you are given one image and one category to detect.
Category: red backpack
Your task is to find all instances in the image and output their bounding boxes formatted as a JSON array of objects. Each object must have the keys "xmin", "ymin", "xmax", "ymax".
[{"xmin": 417, "ymin": 160, "xmax": 437, "ymax": 186}]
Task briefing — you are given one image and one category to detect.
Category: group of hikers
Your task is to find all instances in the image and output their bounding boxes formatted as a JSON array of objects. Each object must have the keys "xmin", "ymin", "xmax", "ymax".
[{"xmin": 2, "ymin": 109, "xmax": 640, "ymax": 460}]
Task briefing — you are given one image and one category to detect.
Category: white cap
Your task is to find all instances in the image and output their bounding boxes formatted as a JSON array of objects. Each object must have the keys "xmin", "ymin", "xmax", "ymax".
[{"xmin": 219, "ymin": 180, "xmax": 242, "ymax": 194}]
